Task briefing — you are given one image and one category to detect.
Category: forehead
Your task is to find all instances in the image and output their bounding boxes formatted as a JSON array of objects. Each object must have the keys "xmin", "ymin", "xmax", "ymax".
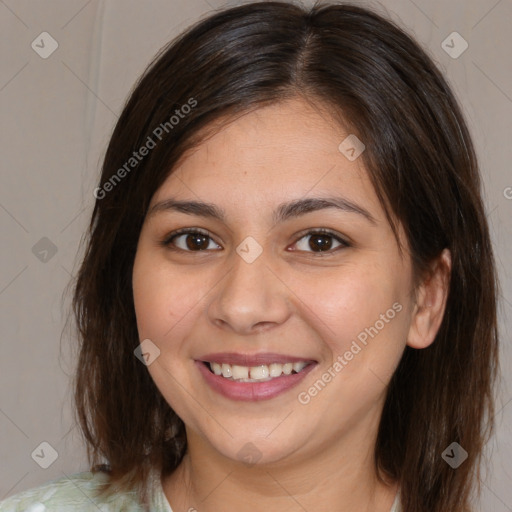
[{"xmin": 150, "ymin": 98, "xmax": 381, "ymax": 219}]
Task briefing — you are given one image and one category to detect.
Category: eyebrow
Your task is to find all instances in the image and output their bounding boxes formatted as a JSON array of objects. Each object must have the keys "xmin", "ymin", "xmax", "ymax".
[{"xmin": 148, "ymin": 196, "xmax": 376, "ymax": 225}]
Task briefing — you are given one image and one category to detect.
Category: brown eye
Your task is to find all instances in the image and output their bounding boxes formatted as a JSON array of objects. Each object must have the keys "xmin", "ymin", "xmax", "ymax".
[
  {"xmin": 164, "ymin": 229, "xmax": 221, "ymax": 252},
  {"xmin": 293, "ymin": 230, "xmax": 349, "ymax": 253}
]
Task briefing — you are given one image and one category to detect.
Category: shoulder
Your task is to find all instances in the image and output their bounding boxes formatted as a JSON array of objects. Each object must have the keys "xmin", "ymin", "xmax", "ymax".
[{"xmin": 0, "ymin": 471, "xmax": 143, "ymax": 512}]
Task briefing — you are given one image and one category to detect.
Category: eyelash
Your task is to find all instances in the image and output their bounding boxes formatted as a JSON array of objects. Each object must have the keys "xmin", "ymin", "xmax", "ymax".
[{"xmin": 161, "ymin": 227, "xmax": 351, "ymax": 255}]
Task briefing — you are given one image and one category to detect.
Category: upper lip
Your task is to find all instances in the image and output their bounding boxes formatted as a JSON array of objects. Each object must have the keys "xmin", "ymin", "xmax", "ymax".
[{"xmin": 197, "ymin": 352, "xmax": 317, "ymax": 366}]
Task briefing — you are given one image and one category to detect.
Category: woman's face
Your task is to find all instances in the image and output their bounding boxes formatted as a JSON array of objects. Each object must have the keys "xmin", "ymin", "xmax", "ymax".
[{"xmin": 132, "ymin": 97, "xmax": 416, "ymax": 467}]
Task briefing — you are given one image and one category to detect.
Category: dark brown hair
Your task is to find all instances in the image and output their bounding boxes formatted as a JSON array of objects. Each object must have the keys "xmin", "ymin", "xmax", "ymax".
[{"xmin": 72, "ymin": 2, "xmax": 499, "ymax": 511}]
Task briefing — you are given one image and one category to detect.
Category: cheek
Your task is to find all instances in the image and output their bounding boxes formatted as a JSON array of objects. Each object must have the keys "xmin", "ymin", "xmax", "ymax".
[
  {"xmin": 295, "ymin": 264, "xmax": 403, "ymax": 344},
  {"xmin": 292, "ymin": 263, "xmax": 411, "ymax": 393},
  {"xmin": 132, "ymin": 250, "xmax": 198, "ymax": 342},
  {"xmin": 296, "ymin": 270, "xmax": 409, "ymax": 409}
]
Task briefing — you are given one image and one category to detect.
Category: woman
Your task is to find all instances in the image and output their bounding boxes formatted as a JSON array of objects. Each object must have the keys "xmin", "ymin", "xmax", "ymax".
[{"xmin": 0, "ymin": 1, "xmax": 498, "ymax": 511}]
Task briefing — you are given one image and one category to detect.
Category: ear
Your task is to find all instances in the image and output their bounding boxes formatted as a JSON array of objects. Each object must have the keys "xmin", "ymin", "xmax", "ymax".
[{"xmin": 406, "ymin": 248, "xmax": 452, "ymax": 349}]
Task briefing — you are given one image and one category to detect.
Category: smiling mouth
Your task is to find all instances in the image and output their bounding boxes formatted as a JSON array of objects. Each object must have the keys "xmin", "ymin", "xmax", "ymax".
[{"xmin": 203, "ymin": 361, "xmax": 313, "ymax": 382}]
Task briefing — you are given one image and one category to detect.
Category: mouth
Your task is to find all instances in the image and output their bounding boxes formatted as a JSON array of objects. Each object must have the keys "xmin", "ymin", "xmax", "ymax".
[
  {"xmin": 195, "ymin": 353, "xmax": 317, "ymax": 401},
  {"xmin": 203, "ymin": 360, "xmax": 313, "ymax": 382}
]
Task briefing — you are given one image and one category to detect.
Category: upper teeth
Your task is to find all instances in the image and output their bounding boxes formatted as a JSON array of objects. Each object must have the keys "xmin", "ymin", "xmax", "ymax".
[{"xmin": 209, "ymin": 362, "xmax": 309, "ymax": 381}]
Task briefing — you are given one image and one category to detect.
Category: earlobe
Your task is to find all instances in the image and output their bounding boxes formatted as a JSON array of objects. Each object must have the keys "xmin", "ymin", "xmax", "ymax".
[{"xmin": 406, "ymin": 248, "xmax": 452, "ymax": 349}]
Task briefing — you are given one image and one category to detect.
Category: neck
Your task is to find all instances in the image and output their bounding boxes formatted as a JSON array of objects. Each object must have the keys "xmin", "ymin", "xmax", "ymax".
[{"xmin": 162, "ymin": 410, "xmax": 398, "ymax": 512}]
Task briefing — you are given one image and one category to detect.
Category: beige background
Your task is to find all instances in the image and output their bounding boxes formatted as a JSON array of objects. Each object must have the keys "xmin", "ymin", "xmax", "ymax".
[{"xmin": 0, "ymin": 0, "xmax": 511, "ymax": 509}]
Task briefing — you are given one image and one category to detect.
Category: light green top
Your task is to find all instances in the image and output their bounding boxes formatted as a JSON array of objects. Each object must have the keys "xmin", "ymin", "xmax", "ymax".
[
  {"xmin": 0, "ymin": 470, "xmax": 401, "ymax": 511},
  {"xmin": 0, "ymin": 470, "xmax": 172, "ymax": 512}
]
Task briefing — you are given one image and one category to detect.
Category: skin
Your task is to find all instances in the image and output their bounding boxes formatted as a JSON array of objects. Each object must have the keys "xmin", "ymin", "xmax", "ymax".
[{"xmin": 132, "ymin": 97, "xmax": 451, "ymax": 512}]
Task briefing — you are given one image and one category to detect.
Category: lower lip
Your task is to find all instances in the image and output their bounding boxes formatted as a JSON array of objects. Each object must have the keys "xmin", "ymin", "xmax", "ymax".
[{"xmin": 195, "ymin": 361, "xmax": 317, "ymax": 401}]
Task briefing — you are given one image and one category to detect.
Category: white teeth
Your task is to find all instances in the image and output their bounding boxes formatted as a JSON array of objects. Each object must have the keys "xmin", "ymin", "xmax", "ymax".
[
  {"xmin": 208, "ymin": 361, "xmax": 310, "ymax": 381},
  {"xmin": 232, "ymin": 365, "xmax": 249, "ymax": 380},
  {"xmin": 282, "ymin": 363, "xmax": 293, "ymax": 375},
  {"xmin": 269, "ymin": 363, "xmax": 282, "ymax": 377},
  {"xmin": 293, "ymin": 362, "xmax": 307, "ymax": 373},
  {"xmin": 249, "ymin": 365, "xmax": 269, "ymax": 379},
  {"xmin": 221, "ymin": 363, "xmax": 232, "ymax": 378},
  {"xmin": 211, "ymin": 362, "xmax": 222, "ymax": 375}
]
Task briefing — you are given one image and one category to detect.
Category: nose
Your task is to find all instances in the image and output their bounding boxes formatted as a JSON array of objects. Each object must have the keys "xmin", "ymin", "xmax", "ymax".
[{"xmin": 207, "ymin": 247, "xmax": 291, "ymax": 335}]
